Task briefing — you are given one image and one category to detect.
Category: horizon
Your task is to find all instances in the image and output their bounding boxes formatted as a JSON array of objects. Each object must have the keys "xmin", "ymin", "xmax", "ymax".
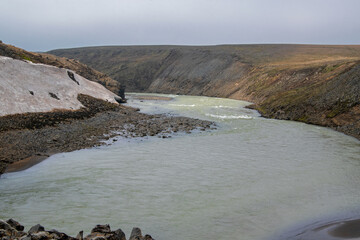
[
  {"xmin": 42, "ymin": 43, "xmax": 360, "ymax": 52},
  {"xmin": 2, "ymin": 0, "xmax": 360, "ymax": 52}
]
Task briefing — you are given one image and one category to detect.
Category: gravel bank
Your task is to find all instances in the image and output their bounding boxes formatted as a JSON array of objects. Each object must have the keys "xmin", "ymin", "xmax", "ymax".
[{"xmin": 0, "ymin": 95, "xmax": 214, "ymax": 175}]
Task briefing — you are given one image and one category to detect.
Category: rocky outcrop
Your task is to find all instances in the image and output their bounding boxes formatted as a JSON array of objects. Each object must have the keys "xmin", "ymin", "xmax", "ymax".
[
  {"xmin": 49, "ymin": 44, "xmax": 360, "ymax": 139},
  {"xmin": 0, "ymin": 219, "xmax": 153, "ymax": 240}
]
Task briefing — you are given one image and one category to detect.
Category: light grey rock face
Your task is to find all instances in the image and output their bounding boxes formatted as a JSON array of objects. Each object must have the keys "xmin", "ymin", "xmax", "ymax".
[
  {"xmin": 0, "ymin": 56, "xmax": 118, "ymax": 116},
  {"xmin": 28, "ymin": 224, "xmax": 45, "ymax": 234}
]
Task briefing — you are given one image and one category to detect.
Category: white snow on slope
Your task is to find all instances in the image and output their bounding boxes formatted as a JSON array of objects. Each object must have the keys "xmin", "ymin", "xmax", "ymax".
[{"xmin": 0, "ymin": 56, "xmax": 118, "ymax": 116}]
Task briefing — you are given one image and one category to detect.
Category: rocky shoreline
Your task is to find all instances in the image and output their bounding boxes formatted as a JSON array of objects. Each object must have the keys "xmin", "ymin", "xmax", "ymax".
[
  {"xmin": 49, "ymin": 45, "xmax": 360, "ymax": 141},
  {"xmin": 0, "ymin": 218, "xmax": 153, "ymax": 240},
  {"xmin": 0, "ymin": 94, "xmax": 214, "ymax": 175}
]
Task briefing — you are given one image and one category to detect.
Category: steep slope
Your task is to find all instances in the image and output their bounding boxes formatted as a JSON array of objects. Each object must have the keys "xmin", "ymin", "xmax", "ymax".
[
  {"xmin": 49, "ymin": 44, "xmax": 360, "ymax": 139},
  {"xmin": 0, "ymin": 42, "xmax": 121, "ymax": 94},
  {"xmin": 0, "ymin": 56, "xmax": 118, "ymax": 116},
  {"xmin": 0, "ymin": 45, "xmax": 213, "ymax": 175}
]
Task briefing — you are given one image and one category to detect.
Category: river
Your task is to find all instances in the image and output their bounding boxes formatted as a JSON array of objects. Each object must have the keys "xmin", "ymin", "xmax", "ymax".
[{"xmin": 1, "ymin": 94, "xmax": 360, "ymax": 240}]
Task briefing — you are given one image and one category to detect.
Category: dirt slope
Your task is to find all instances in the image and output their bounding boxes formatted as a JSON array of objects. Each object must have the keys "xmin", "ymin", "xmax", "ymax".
[{"xmin": 50, "ymin": 44, "xmax": 360, "ymax": 139}]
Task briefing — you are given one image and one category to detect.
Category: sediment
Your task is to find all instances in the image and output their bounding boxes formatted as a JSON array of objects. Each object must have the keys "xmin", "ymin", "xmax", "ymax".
[
  {"xmin": 49, "ymin": 45, "xmax": 360, "ymax": 140},
  {"xmin": 0, "ymin": 94, "xmax": 214, "ymax": 175},
  {"xmin": 0, "ymin": 218, "xmax": 153, "ymax": 240}
]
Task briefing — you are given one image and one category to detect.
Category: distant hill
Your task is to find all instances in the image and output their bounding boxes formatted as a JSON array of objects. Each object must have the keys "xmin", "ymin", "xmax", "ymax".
[{"xmin": 49, "ymin": 44, "xmax": 360, "ymax": 139}]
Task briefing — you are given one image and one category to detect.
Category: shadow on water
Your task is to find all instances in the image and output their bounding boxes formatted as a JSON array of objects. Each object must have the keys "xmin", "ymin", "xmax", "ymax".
[{"xmin": 268, "ymin": 210, "xmax": 360, "ymax": 240}]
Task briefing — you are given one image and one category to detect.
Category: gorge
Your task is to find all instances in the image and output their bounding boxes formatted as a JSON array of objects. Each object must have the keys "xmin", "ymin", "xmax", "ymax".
[{"xmin": 49, "ymin": 44, "xmax": 360, "ymax": 140}]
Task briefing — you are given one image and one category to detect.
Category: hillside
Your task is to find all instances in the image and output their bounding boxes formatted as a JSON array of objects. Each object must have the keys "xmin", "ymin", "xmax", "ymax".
[
  {"xmin": 49, "ymin": 44, "xmax": 360, "ymax": 139},
  {"xmin": 0, "ymin": 42, "xmax": 120, "ymax": 94},
  {"xmin": 0, "ymin": 56, "xmax": 118, "ymax": 116},
  {"xmin": 0, "ymin": 44, "xmax": 213, "ymax": 175}
]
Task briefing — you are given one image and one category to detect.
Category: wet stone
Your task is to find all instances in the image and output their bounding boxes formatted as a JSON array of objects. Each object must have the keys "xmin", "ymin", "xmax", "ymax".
[{"xmin": 28, "ymin": 224, "xmax": 45, "ymax": 234}]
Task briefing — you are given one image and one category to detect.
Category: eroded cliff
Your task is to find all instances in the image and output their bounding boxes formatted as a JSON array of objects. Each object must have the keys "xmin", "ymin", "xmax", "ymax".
[{"xmin": 49, "ymin": 44, "xmax": 360, "ymax": 139}]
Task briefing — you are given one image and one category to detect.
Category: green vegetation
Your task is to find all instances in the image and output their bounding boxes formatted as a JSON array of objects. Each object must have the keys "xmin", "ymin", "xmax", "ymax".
[
  {"xmin": 20, "ymin": 54, "xmax": 32, "ymax": 62},
  {"xmin": 267, "ymin": 68, "xmax": 280, "ymax": 77},
  {"xmin": 297, "ymin": 115, "xmax": 309, "ymax": 122},
  {"xmin": 322, "ymin": 64, "xmax": 339, "ymax": 73},
  {"xmin": 326, "ymin": 100, "xmax": 355, "ymax": 118}
]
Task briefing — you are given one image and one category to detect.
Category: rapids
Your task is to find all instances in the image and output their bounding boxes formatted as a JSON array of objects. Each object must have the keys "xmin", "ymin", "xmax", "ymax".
[{"xmin": 1, "ymin": 94, "xmax": 359, "ymax": 240}]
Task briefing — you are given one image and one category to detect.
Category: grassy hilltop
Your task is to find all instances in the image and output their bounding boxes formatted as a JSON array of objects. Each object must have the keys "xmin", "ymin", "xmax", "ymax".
[{"xmin": 49, "ymin": 44, "xmax": 360, "ymax": 139}]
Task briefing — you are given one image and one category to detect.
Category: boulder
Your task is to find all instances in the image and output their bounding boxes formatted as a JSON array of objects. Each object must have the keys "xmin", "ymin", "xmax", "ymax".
[
  {"xmin": 129, "ymin": 228, "xmax": 142, "ymax": 240},
  {"xmin": 0, "ymin": 220, "xmax": 12, "ymax": 231},
  {"xmin": 7, "ymin": 219, "xmax": 24, "ymax": 231},
  {"xmin": 113, "ymin": 229, "xmax": 126, "ymax": 240},
  {"xmin": 28, "ymin": 224, "xmax": 45, "ymax": 234},
  {"xmin": 76, "ymin": 230, "xmax": 83, "ymax": 240},
  {"xmin": 114, "ymin": 96, "xmax": 127, "ymax": 104},
  {"xmin": 91, "ymin": 225, "xmax": 111, "ymax": 234},
  {"xmin": 85, "ymin": 225, "xmax": 125, "ymax": 240},
  {"xmin": 144, "ymin": 235, "xmax": 154, "ymax": 240}
]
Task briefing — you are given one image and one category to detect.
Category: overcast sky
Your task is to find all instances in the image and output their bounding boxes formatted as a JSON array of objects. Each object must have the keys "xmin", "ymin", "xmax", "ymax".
[{"xmin": 1, "ymin": 0, "xmax": 360, "ymax": 51}]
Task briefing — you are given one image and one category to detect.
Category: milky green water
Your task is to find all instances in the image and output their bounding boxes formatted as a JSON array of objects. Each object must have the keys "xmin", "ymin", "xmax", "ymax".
[{"xmin": 1, "ymin": 94, "xmax": 360, "ymax": 240}]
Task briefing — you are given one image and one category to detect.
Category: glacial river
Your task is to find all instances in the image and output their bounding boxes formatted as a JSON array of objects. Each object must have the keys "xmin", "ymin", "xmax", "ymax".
[{"xmin": 1, "ymin": 94, "xmax": 360, "ymax": 240}]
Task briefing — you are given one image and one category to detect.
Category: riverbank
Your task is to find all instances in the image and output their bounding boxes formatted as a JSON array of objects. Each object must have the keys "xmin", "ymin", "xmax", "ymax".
[
  {"xmin": 49, "ymin": 45, "xmax": 360, "ymax": 140},
  {"xmin": 0, "ymin": 94, "xmax": 213, "ymax": 175},
  {"xmin": 273, "ymin": 217, "xmax": 360, "ymax": 240},
  {"xmin": 0, "ymin": 218, "xmax": 153, "ymax": 240}
]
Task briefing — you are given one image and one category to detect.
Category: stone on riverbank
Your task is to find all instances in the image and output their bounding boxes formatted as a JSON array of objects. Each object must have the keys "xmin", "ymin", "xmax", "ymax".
[{"xmin": 0, "ymin": 219, "xmax": 153, "ymax": 240}]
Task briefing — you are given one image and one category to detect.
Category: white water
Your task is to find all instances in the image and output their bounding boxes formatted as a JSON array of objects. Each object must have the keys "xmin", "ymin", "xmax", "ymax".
[{"xmin": 1, "ymin": 94, "xmax": 360, "ymax": 240}]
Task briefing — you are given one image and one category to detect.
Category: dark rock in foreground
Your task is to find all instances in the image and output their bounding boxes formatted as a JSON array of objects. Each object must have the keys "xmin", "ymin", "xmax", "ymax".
[{"xmin": 0, "ymin": 219, "xmax": 153, "ymax": 240}]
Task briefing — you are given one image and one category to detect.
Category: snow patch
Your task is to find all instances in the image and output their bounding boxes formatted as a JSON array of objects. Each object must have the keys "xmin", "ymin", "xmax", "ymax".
[{"xmin": 0, "ymin": 56, "xmax": 118, "ymax": 116}]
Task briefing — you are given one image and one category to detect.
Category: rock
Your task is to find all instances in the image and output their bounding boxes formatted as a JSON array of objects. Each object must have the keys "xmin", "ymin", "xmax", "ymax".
[
  {"xmin": 144, "ymin": 235, "xmax": 154, "ymax": 240},
  {"xmin": 129, "ymin": 228, "xmax": 142, "ymax": 240},
  {"xmin": 86, "ymin": 224, "xmax": 126, "ymax": 240},
  {"xmin": 49, "ymin": 92, "xmax": 60, "ymax": 100},
  {"xmin": 20, "ymin": 236, "xmax": 32, "ymax": 240},
  {"xmin": 0, "ymin": 220, "xmax": 12, "ymax": 231},
  {"xmin": 113, "ymin": 229, "xmax": 126, "ymax": 240},
  {"xmin": 0, "ymin": 219, "xmax": 153, "ymax": 240},
  {"xmin": 15, "ymin": 231, "xmax": 27, "ymax": 238},
  {"xmin": 0, "ymin": 229, "xmax": 7, "ymax": 237},
  {"xmin": 76, "ymin": 230, "xmax": 83, "ymax": 240},
  {"xmin": 48, "ymin": 229, "xmax": 71, "ymax": 240},
  {"xmin": 28, "ymin": 224, "xmax": 45, "ymax": 234},
  {"xmin": 67, "ymin": 71, "xmax": 80, "ymax": 85},
  {"xmin": 91, "ymin": 224, "xmax": 111, "ymax": 234},
  {"xmin": 118, "ymin": 85, "xmax": 126, "ymax": 100},
  {"xmin": 114, "ymin": 96, "xmax": 126, "ymax": 104},
  {"xmin": 7, "ymin": 218, "xmax": 24, "ymax": 231}
]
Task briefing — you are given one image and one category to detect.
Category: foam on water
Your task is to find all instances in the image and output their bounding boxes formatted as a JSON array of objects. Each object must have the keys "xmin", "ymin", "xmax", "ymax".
[
  {"xmin": 0, "ymin": 94, "xmax": 359, "ymax": 240},
  {"xmin": 205, "ymin": 113, "xmax": 253, "ymax": 119}
]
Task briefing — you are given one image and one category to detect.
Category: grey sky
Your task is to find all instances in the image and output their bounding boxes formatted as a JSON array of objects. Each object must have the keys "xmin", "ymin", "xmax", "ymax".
[{"xmin": 1, "ymin": 0, "xmax": 360, "ymax": 51}]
